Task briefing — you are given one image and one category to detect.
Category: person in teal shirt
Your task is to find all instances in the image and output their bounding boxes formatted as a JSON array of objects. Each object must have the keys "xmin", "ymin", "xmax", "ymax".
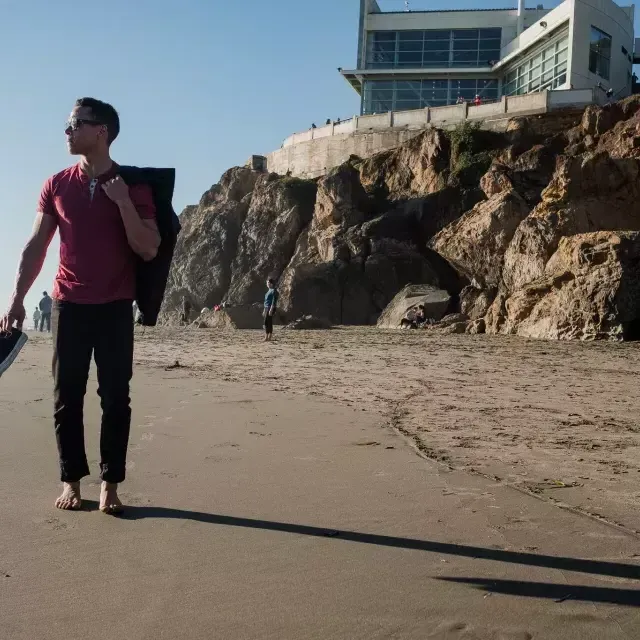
[{"xmin": 263, "ymin": 278, "xmax": 279, "ymax": 342}]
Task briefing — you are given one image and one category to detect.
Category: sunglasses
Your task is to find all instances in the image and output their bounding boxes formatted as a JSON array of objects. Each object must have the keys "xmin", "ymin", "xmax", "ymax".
[{"xmin": 65, "ymin": 117, "xmax": 105, "ymax": 132}]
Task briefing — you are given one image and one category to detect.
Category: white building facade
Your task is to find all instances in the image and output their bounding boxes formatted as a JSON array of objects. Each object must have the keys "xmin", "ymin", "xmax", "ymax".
[{"xmin": 341, "ymin": 0, "xmax": 635, "ymax": 114}]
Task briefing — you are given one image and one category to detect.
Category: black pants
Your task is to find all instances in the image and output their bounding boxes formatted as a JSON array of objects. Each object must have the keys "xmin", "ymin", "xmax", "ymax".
[
  {"xmin": 264, "ymin": 313, "xmax": 273, "ymax": 334},
  {"xmin": 52, "ymin": 299, "xmax": 134, "ymax": 484},
  {"xmin": 39, "ymin": 312, "xmax": 51, "ymax": 332}
]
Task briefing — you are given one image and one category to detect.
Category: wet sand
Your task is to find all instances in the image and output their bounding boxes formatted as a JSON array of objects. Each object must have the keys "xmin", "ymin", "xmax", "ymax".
[{"xmin": 0, "ymin": 330, "xmax": 638, "ymax": 639}]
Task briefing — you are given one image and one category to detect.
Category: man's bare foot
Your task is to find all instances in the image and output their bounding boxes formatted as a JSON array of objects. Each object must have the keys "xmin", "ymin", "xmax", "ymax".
[
  {"xmin": 54, "ymin": 482, "xmax": 82, "ymax": 510},
  {"xmin": 99, "ymin": 482, "xmax": 124, "ymax": 515}
]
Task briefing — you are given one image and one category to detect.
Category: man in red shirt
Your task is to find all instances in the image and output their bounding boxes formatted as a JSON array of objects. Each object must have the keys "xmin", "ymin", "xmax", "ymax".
[{"xmin": 0, "ymin": 98, "xmax": 160, "ymax": 514}]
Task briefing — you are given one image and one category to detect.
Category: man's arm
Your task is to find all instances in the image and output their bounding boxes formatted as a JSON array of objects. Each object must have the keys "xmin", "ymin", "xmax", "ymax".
[
  {"xmin": 269, "ymin": 292, "xmax": 279, "ymax": 317},
  {"xmin": 102, "ymin": 176, "xmax": 160, "ymax": 262},
  {"xmin": 0, "ymin": 213, "xmax": 57, "ymax": 332}
]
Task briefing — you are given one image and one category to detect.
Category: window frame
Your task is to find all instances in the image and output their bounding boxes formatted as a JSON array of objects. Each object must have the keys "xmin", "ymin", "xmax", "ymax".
[
  {"xmin": 365, "ymin": 28, "xmax": 501, "ymax": 70},
  {"xmin": 588, "ymin": 26, "xmax": 612, "ymax": 80}
]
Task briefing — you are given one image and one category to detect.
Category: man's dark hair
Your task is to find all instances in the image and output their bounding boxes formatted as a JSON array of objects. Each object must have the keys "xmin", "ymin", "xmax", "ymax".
[
  {"xmin": 267, "ymin": 278, "xmax": 277, "ymax": 287},
  {"xmin": 75, "ymin": 97, "xmax": 120, "ymax": 145}
]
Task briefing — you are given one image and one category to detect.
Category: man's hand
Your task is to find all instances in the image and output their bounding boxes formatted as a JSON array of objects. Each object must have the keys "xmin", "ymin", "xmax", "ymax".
[
  {"xmin": 0, "ymin": 299, "xmax": 26, "ymax": 333},
  {"xmin": 102, "ymin": 175, "xmax": 130, "ymax": 205}
]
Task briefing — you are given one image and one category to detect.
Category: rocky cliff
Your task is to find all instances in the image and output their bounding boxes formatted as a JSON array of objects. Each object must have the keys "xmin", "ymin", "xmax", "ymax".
[{"xmin": 162, "ymin": 96, "xmax": 640, "ymax": 340}]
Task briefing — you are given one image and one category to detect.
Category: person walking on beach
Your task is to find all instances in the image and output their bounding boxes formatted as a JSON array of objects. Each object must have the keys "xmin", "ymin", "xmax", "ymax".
[
  {"xmin": 33, "ymin": 307, "xmax": 41, "ymax": 331},
  {"xmin": 263, "ymin": 277, "xmax": 279, "ymax": 342},
  {"xmin": 180, "ymin": 296, "xmax": 192, "ymax": 325},
  {"xmin": 0, "ymin": 97, "xmax": 160, "ymax": 514},
  {"xmin": 39, "ymin": 291, "xmax": 52, "ymax": 332}
]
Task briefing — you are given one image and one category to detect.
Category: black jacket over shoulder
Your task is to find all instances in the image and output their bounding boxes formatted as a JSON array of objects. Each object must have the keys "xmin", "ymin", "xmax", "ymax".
[{"xmin": 119, "ymin": 166, "xmax": 181, "ymax": 327}]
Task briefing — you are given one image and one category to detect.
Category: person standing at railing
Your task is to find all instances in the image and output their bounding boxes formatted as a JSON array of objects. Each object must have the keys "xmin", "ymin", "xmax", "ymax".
[{"xmin": 473, "ymin": 95, "xmax": 482, "ymax": 106}]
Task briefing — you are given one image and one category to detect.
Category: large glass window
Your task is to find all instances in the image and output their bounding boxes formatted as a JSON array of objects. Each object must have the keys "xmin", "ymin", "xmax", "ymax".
[
  {"xmin": 365, "ymin": 28, "xmax": 501, "ymax": 69},
  {"xmin": 589, "ymin": 26, "xmax": 611, "ymax": 80},
  {"xmin": 362, "ymin": 79, "xmax": 499, "ymax": 114},
  {"xmin": 502, "ymin": 33, "xmax": 569, "ymax": 96}
]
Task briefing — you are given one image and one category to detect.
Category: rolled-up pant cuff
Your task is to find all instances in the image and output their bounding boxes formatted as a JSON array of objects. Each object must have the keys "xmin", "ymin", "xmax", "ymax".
[
  {"xmin": 100, "ymin": 464, "xmax": 126, "ymax": 484},
  {"xmin": 60, "ymin": 461, "xmax": 91, "ymax": 483}
]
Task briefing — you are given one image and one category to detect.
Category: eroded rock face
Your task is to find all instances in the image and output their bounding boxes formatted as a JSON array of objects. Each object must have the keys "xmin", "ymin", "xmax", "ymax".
[
  {"xmin": 359, "ymin": 128, "xmax": 451, "ymax": 200},
  {"xmin": 310, "ymin": 164, "xmax": 371, "ymax": 262},
  {"xmin": 487, "ymin": 232, "xmax": 640, "ymax": 340},
  {"xmin": 226, "ymin": 175, "xmax": 317, "ymax": 305},
  {"xmin": 161, "ymin": 167, "xmax": 258, "ymax": 317},
  {"xmin": 460, "ymin": 285, "xmax": 495, "ymax": 320},
  {"xmin": 431, "ymin": 190, "xmax": 530, "ymax": 288},
  {"xmin": 502, "ymin": 153, "xmax": 640, "ymax": 293},
  {"xmin": 162, "ymin": 98, "xmax": 640, "ymax": 338}
]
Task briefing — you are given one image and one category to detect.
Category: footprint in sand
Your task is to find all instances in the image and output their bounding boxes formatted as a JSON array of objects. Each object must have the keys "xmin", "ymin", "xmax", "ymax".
[
  {"xmin": 35, "ymin": 517, "xmax": 69, "ymax": 531},
  {"xmin": 118, "ymin": 493, "xmax": 147, "ymax": 506},
  {"xmin": 427, "ymin": 622, "xmax": 532, "ymax": 639}
]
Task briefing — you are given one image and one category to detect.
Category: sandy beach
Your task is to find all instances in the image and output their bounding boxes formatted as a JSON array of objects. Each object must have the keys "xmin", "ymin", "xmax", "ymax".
[
  {"xmin": 0, "ymin": 328, "xmax": 638, "ymax": 639},
  {"xmin": 133, "ymin": 326, "xmax": 640, "ymax": 534}
]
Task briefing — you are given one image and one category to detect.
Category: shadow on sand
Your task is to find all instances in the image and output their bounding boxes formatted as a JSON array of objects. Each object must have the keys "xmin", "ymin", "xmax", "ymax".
[
  {"xmin": 438, "ymin": 577, "xmax": 640, "ymax": 607},
  {"xmin": 106, "ymin": 504, "xmax": 640, "ymax": 586}
]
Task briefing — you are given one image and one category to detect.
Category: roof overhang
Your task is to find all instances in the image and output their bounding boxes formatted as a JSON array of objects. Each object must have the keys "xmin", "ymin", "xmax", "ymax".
[
  {"xmin": 491, "ymin": 20, "xmax": 570, "ymax": 72},
  {"xmin": 340, "ymin": 66, "xmax": 495, "ymax": 94}
]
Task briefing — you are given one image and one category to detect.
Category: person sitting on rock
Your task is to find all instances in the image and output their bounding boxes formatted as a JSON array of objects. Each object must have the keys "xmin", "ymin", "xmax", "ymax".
[
  {"xmin": 400, "ymin": 305, "xmax": 428, "ymax": 329},
  {"xmin": 400, "ymin": 307, "xmax": 418, "ymax": 329}
]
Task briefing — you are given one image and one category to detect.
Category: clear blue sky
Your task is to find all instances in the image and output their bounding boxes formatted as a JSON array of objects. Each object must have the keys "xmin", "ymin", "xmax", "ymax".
[
  {"xmin": 0, "ymin": 0, "xmax": 633, "ymax": 315},
  {"xmin": 0, "ymin": 0, "xmax": 363, "ymax": 313}
]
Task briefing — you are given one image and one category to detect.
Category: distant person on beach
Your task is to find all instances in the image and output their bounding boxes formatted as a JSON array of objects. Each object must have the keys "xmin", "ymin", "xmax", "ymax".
[
  {"xmin": 263, "ymin": 277, "xmax": 279, "ymax": 342},
  {"xmin": 38, "ymin": 291, "xmax": 52, "ymax": 332},
  {"xmin": 33, "ymin": 307, "xmax": 41, "ymax": 331},
  {"xmin": 0, "ymin": 97, "xmax": 160, "ymax": 514},
  {"xmin": 180, "ymin": 296, "xmax": 192, "ymax": 325}
]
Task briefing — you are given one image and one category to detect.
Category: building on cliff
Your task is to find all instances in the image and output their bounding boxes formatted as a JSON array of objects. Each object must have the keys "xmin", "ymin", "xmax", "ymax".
[{"xmin": 340, "ymin": 0, "xmax": 635, "ymax": 114}]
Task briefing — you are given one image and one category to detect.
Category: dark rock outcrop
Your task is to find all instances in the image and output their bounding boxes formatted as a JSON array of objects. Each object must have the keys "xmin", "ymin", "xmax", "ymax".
[{"xmin": 161, "ymin": 101, "xmax": 640, "ymax": 339}]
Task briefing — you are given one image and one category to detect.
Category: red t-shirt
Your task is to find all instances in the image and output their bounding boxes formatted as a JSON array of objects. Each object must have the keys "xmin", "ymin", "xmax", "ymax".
[{"xmin": 38, "ymin": 163, "xmax": 156, "ymax": 304}]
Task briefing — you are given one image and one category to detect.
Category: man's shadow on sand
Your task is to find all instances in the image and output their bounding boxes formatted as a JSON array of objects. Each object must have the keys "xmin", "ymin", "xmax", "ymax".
[{"xmin": 82, "ymin": 501, "xmax": 640, "ymax": 606}]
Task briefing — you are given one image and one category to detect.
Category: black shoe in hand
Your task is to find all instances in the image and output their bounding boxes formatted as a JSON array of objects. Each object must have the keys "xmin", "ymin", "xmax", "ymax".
[{"xmin": 0, "ymin": 329, "xmax": 28, "ymax": 378}]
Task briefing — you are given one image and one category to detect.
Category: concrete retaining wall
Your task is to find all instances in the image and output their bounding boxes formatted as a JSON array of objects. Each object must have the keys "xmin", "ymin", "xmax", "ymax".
[
  {"xmin": 269, "ymin": 89, "xmax": 593, "ymax": 178},
  {"xmin": 268, "ymin": 129, "xmax": 422, "ymax": 179},
  {"xmin": 468, "ymin": 98, "xmax": 507, "ymax": 120},
  {"xmin": 357, "ymin": 113, "xmax": 390, "ymax": 130},
  {"xmin": 429, "ymin": 104, "xmax": 467, "ymax": 125},
  {"xmin": 548, "ymin": 88, "xmax": 594, "ymax": 108},
  {"xmin": 392, "ymin": 109, "xmax": 428, "ymax": 128},
  {"xmin": 506, "ymin": 92, "xmax": 548, "ymax": 112}
]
